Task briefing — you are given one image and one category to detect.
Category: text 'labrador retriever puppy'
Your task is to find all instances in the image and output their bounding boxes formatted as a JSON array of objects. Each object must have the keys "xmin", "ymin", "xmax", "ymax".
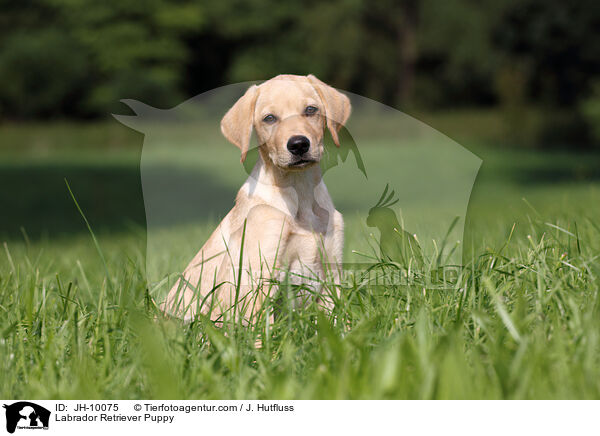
[{"xmin": 161, "ymin": 74, "xmax": 351, "ymax": 323}]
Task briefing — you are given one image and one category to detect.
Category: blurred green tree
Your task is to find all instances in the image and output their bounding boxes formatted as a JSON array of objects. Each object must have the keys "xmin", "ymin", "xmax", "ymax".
[
  {"xmin": 0, "ymin": 0, "xmax": 597, "ymax": 143},
  {"xmin": 0, "ymin": 0, "xmax": 204, "ymax": 118},
  {"xmin": 0, "ymin": 28, "xmax": 90, "ymax": 118}
]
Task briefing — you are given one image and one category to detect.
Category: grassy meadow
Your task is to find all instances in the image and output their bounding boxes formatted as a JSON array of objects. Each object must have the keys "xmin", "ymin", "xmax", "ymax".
[{"xmin": 1, "ymin": 112, "xmax": 600, "ymax": 399}]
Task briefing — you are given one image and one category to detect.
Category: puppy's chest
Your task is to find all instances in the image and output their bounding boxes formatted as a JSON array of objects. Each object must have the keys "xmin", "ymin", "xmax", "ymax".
[{"xmin": 283, "ymin": 205, "xmax": 334, "ymax": 266}]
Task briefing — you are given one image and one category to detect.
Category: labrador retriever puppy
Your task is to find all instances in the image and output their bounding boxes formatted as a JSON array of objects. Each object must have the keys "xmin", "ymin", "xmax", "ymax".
[{"xmin": 161, "ymin": 74, "xmax": 350, "ymax": 323}]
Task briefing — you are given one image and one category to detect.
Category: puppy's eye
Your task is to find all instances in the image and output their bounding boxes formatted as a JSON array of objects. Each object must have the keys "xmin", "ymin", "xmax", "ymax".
[
  {"xmin": 304, "ymin": 105, "xmax": 318, "ymax": 116},
  {"xmin": 263, "ymin": 114, "xmax": 277, "ymax": 123}
]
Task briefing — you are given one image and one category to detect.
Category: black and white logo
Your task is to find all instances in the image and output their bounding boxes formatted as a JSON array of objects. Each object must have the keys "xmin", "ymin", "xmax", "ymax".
[{"xmin": 3, "ymin": 402, "xmax": 50, "ymax": 434}]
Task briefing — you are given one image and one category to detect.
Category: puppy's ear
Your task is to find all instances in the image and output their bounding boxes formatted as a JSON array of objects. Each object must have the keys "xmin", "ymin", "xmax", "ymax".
[
  {"xmin": 307, "ymin": 74, "xmax": 351, "ymax": 147},
  {"xmin": 221, "ymin": 84, "xmax": 259, "ymax": 162}
]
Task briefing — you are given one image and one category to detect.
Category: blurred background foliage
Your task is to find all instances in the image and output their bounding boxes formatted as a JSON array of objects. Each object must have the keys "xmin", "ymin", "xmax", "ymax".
[{"xmin": 0, "ymin": 0, "xmax": 598, "ymax": 147}]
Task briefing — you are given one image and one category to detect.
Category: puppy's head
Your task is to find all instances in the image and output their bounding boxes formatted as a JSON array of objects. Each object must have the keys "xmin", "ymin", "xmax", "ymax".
[{"xmin": 221, "ymin": 74, "xmax": 351, "ymax": 170}]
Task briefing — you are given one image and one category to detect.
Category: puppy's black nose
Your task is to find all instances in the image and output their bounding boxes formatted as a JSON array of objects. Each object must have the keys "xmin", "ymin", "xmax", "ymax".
[{"xmin": 287, "ymin": 135, "xmax": 310, "ymax": 156}]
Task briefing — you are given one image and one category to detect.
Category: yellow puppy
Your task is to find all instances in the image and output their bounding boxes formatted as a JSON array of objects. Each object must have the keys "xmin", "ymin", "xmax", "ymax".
[{"xmin": 162, "ymin": 74, "xmax": 351, "ymax": 322}]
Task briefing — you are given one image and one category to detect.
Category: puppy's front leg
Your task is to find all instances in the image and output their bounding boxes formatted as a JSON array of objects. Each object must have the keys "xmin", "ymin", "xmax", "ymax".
[
  {"xmin": 319, "ymin": 209, "xmax": 344, "ymax": 313},
  {"xmin": 216, "ymin": 204, "xmax": 291, "ymax": 324}
]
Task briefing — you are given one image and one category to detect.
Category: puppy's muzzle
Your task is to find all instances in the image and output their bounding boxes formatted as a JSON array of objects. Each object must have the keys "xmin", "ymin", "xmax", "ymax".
[{"xmin": 287, "ymin": 135, "xmax": 310, "ymax": 156}]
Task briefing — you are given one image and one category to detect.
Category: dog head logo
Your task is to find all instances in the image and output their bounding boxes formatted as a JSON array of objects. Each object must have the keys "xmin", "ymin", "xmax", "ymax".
[{"xmin": 3, "ymin": 402, "xmax": 50, "ymax": 434}]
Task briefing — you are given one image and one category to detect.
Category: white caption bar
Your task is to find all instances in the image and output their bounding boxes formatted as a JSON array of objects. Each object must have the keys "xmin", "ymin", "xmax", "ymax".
[{"xmin": 0, "ymin": 400, "xmax": 597, "ymax": 435}]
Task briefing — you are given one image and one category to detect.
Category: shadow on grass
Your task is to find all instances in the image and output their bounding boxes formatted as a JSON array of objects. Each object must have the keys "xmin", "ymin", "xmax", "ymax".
[
  {"xmin": 507, "ymin": 164, "xmax": 600, "ymax": 185},
  {"xmin": 0, "ymin": 163, "xmax": 236, "ymax": 241},
  {"xmin": 474, "ymin": 148, "xmax": 600, "ymax": 186},
  {"xmin": 2, "ymin": 147, "xmax": 599, "ymax": 243}
]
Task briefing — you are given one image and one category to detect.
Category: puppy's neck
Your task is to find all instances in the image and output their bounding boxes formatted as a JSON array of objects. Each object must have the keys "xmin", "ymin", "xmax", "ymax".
[{"xmin": 243, "ymin": 151, "xmax": 330, "ymax": 218}]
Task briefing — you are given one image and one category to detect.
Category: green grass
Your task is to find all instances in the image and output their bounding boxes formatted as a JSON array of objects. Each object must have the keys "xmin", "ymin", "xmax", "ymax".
[{"xmin": 1, "ymin": 117, "xmax": 600, "ymax": 399}]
